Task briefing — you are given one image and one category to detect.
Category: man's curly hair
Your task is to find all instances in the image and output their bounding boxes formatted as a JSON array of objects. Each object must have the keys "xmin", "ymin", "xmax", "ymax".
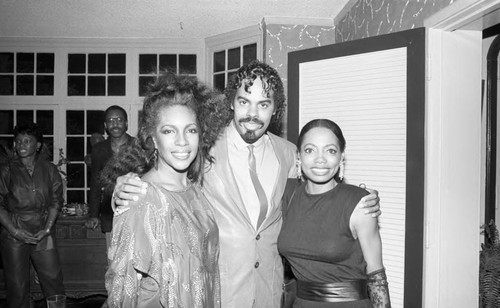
[
  {"xmin": 99, "ymin": 72, "xmax": 227, "ymax": 190},
  {"xmin": 223, "ymin": 60, "xmax": 285, "ymax": 135}
]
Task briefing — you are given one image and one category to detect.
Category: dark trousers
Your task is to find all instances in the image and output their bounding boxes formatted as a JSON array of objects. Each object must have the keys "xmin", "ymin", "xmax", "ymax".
[{"xmin": 0, "ymin": 231, "xmax": 64, "ymax": 308}]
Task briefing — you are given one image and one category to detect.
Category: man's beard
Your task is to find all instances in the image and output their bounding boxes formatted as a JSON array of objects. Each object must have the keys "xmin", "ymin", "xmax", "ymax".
[
  {"xmin": 242, "ymin": 130, "xmax": 259, "ymax": 144},
  {"xmin": 239, "ymin": 116, "xmax": 264, "ymax": 144}
]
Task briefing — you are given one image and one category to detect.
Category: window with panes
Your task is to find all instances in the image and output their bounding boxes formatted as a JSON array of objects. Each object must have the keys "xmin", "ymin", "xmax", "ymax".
[
  {"xmin": 212, "ymin": 43, "xmax": 256, "ymax": 91},
  {"xmin": 0, "ymin": 109, "xmax": 55, "ymax": 162},
  {"xmin": 0, "ymin": 52, "xmax": 55, "ymax": 96},
  {"xmin": 0, "ymin": 40, "xmax": 201, "ymax": 205},
  {"xmin": 67, "ymin": 53, "xmax": 126, "ymax": 96},
  {"xmin": 138, "ymin": 53, "xmax": 197, "ymax": 96}
]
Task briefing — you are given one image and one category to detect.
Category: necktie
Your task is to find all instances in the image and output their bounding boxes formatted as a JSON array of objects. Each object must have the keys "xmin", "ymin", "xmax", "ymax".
[{"xmin": 248, "ymin": 145, "xmax": 268, "ymax": 229}]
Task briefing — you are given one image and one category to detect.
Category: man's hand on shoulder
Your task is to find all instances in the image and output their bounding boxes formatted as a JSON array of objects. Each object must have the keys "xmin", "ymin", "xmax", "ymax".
[
  {"xmin": 113, "ymin": 172, "xmax": 148, "ymax": 208},
  {"xmin": 358, "ymin": 183, "xmax": 381, "ymax": 218}
]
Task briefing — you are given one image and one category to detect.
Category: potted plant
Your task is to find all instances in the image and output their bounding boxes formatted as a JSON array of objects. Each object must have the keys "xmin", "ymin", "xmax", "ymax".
[{"xmin": 479, "ymin": 219, "xmax": 500, "ymax": 307}]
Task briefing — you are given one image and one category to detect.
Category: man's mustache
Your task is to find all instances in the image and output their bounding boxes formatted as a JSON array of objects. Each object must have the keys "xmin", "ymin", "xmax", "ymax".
[{"xmin": 239, "ymin": 117, "xmax": 264, "ymax": 126}]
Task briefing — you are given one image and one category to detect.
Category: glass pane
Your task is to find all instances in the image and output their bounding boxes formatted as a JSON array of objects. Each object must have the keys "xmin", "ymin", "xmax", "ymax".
[
  {"xmin": 139, "ymin": 54, "xmax": 157, "ymax": 74},
  {"xmin": 67, "ymin": 76, "xmax": 85, "ymax": 96},
  {"xmin": 108, "ymin": 54, "xmax": 125, "ymax": 74},
  {"xmin": 66, "ymin": 137, "xmax": 84, "ymax": 161},
  {"xmin": 37, "ymin": 110, "xmax": 54, "ymax": 135},
  {"xmin": 0, "ymin": 137, "xmax": 14, "ymax": 163},
  {"xmin": 66, "ymin": 110, "xmax": 84, "ymax": 135},
  {"xmin": 87, "ymin": 167, "xmax": 91, "ymax": 187},
  {"xmin": 0, "ymin": 75, "xmax": 13, "ymax": 95},
  {"xmin": 68, "ymin": 54, "xmax": 86, "ymax": 74},
  {"xmin": 179, "ymin": 54, "xmax": 196, "ymax": 75},
  {"xmin": 37, "ymin": 53, "xmax": 54, "ymax": 73},
  {"xmin": 88, "ymin": 54, "xmax": 106, "ymax": 74},
  {"xmin": 243, "ymin": 43, "xmax": 257, "ymax": 65},
  {"xmin": 213, "ymin": 73, "xmax": 225, "ymax": 92},
  {"xmin": 36, "ymin": 75, "xmax": 54, "ymax": 95},
  {"xmin": 108, "ymin": 76, "xmax": 125, "ymax": 96},
  {"xmin": 88, "ymin": 76, "xmax": 106, "ymax": 96},
  {"xmin": 159, "ymin": 54, "xmax": 176, "ymax": 73},
  {"xmin": 17, "ymin": 53, "xmax": 34, "ymax": 73},
  {"xmin": 67, "ymin": 190, "xmax": 85, "ymax": 204},
  {"xmin": 139, "ymin": 76, "xmax": 155, "ymax": 96},
  {"xmin": 87, "ymin": 110, "xmax": 105, "ymax": 135},
  {"xmin": 41, "ymin": 137, "xmax": 54, "ymax": 162},
  {"xmin": 0, "ymin": 53, "xmax": 14, "ymax": 73},
  {"xmin": 228, "ymin": 71, "xmax": 237, "ymax": 85},
  {"xmin": 67, "ymin": 163, "xmax": 85, "ymax": 188},
  {"xmin": 228, "ymin": 47, "xmax": 240, "ymax": 70},
  {"xmin": 17, "ymin": 110, "xmax": 34, "ymax": 126},
  {"xmin": 214, "ymin": 51, "xmax": 225, "ymax": 72},
  {"xmin": 16, "ymin": 75, "xmax": 34, "ymax": 95},
  {"xmin": 0, "ymin": 110, "xmax": 14, "ymax": 134}
]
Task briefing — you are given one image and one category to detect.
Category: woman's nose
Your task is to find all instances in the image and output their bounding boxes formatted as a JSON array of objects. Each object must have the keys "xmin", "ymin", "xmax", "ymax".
[{"xmin": 176, "ymin": 133, "xmax": 188, "ymax": 145}]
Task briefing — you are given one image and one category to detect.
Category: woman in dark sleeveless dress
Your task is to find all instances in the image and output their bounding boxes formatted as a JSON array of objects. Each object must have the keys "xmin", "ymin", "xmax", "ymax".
[{"xmin": 278, "ymin": 119, "xmax": 391, "ymax": 308}]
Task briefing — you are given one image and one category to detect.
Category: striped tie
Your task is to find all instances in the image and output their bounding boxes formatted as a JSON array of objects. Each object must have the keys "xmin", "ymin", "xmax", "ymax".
[{"xmin": 248, "ymin": 145, "xmax": 268, "ymax": 229}]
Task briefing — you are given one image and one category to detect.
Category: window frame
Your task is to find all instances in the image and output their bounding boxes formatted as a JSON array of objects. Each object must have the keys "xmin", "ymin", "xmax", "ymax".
[
  {"xmin": 205, "ymin": 25, "xmax": 262, "ymax": 89},
  {"xmin": 0, "ymin": 37, "xmax": 204, "ymax": 204}
]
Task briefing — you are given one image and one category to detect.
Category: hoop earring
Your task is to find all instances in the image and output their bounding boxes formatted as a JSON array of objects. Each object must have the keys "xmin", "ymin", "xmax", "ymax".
[{"xmin": 296, "ymin": 159, "xmax": 302, "ymax": 181}]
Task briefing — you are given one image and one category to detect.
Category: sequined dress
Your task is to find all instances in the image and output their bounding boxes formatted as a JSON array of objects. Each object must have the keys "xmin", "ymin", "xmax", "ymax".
[{"xmin": 105, "ymin": 182, "xmax": 220, "ymax": 308}]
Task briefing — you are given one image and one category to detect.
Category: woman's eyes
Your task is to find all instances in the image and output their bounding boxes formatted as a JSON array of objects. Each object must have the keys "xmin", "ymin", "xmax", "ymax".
[
  {"xmin": 162, "ymin": 128, "xmax": 198, "ymax": 134},
  {"xmin": 303, "ymin": 148, "xmax": 337, "ymax": 154}
]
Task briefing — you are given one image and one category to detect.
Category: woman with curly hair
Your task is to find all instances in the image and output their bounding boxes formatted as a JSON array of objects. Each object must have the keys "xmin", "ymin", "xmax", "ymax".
[
  {"xmin": 103, "ymin": 72, "xmax": 226, "ymax": 308},
  {"xmin": 0, "ymin": 123, "xmax": 65, "ymax": 308}
]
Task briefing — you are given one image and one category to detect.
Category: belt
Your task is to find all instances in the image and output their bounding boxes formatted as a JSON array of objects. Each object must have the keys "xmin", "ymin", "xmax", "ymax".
[{"xmin": 296, "ymin": 279, "xmax": 368, "ymax": 302}]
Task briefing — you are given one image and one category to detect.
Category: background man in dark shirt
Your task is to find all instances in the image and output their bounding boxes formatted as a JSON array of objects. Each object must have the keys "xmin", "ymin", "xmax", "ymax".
[{"xmin": 85, "ymin": 105, "xmax": 133, "ymax": 261}]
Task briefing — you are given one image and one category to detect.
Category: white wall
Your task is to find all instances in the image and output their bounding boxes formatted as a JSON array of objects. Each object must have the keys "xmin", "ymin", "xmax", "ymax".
[{"xmin": 424, "ymin": 28, "xmax": 482, "ymax": 307}]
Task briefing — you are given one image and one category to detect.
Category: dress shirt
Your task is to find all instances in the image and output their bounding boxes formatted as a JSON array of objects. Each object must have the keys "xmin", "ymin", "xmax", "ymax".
[{"xmin": 227, "ymin": 121, "xmax": 278, "ymax": 229}]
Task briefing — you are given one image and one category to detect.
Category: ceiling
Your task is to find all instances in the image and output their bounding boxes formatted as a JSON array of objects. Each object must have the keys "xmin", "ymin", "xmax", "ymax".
[{"xmin": 0, "ymin": 0, "xmax": 350, "ymax": 39}]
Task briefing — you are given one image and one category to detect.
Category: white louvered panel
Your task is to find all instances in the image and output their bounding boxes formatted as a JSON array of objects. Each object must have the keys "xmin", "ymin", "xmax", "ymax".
[{"xmin": 298, "ymin": 47, "xmax": 407, "ymax": 308}]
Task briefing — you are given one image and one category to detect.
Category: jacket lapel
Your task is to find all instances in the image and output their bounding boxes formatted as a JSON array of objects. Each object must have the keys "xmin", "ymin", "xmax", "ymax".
[{"xmin": 257, "ymin": 133, "xmax": 295, "ymax": 232}]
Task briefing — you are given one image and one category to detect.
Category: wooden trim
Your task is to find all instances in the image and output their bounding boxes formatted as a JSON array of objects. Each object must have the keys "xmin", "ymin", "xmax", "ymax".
[
  {"xmin": 261, "ymin": 16, "xmax": 333, "ymax": 26},
  {"xmin": 424, "ymin": 0, "xmax": 500, "ymax": 30}
]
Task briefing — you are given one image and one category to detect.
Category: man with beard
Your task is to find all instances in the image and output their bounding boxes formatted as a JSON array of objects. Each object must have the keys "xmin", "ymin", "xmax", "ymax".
[
  {"xmin": 113, "ymin": 61, "xmax": 381, "ymax": 307},
  {"xmin": 85, "ymin": 105, "xmax": 134, "ymax": 262}
]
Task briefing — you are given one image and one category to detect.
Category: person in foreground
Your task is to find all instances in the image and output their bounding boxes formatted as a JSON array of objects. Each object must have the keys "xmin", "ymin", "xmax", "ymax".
[
  {"xmin": 102, "ymin": 73, "xmax": 223, "ymax": 307},
  {"xmin": 112, "ymin": 60, "xmax": 381, "ymax": 308},
  {"xmin": 0, "ymin": 123, "xmax": 65, "ymax": 308},
  {"xmin": 278, "ymin": 119, "xmax": 391, "ymax": 307}
]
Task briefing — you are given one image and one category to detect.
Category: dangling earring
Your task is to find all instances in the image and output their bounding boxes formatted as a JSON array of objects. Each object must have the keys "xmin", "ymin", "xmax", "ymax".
[
  {"xmin": 339, "ymin": 161, "xmax": 344, "ymax": 183},
  {"xmin": 153, "ymin": 148, "xmax": 159, "ymax": 170},
  {"xmin": 296, "ymin": 159, "xmax": 302, "ymax": 181}
]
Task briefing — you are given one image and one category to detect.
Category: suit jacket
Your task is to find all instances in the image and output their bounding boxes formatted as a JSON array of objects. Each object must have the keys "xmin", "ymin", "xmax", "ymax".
[{"xmin": 202, "ymin": 127, "xmax": 297, "ymax": 308}]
